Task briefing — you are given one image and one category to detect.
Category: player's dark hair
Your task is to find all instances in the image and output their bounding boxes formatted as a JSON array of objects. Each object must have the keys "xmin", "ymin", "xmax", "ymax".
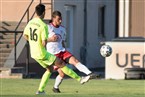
[
  {"xmin": 49, "ymin": 20, "xmax": 52, "ymax": 23},
  {"xmin": 52, "ymin": 11, "xmax": 62, "ymax": 18},
  {"xmin": 35, "ymin": 4, "xmax": 45, "ymax": 16}
]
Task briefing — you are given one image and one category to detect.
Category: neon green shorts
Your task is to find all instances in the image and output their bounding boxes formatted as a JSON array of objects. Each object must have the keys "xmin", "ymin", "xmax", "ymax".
[{"xmin": 34, "ymin": 52, "xmax": 56, "ymax": 68}]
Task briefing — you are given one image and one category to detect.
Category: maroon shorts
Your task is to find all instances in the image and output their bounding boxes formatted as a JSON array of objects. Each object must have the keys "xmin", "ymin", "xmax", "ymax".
[{"xmin": 55, "ymin": 50, "xmax": 72, "ymax": 61}]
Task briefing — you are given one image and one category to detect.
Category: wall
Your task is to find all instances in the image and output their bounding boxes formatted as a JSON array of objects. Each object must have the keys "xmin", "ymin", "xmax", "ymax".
[
  {"xmin": 105, "ymin": 41, "xmax": 145, "ymax": 79},
  {"xmin": 52, "ymin": 0, "xmax": 117, "ymax": 69},
  {"xmin": 86, "ymin": 0, "xmax": 116, "ymax": 68},
  {"xmin": 0, "ymin": 0, "xmax": 52, "ymax": 22},
  {"xmin": 130, "ymin": 0, "xmax": 145, "ymax": 37}
]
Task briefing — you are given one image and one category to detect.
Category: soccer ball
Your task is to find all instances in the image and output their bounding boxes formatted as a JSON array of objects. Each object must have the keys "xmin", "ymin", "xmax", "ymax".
[{"xmin": 100, "ymin": 45, "xmax": 112, "ymax": 57}]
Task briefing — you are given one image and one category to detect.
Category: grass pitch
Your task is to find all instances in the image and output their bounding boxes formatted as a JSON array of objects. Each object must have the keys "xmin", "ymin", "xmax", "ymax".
[{"xmin": 0, "ymin": 79, "xmax": 144, "ymax": 97}]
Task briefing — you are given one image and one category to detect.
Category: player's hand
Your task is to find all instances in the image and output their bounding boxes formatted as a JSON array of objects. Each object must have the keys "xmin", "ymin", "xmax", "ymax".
[
  {"xmin": 53, "ymin": 34, "xmax": 59, "ymax": 41},
  {"xmin": 49, "ymin": 34, "xmax": 58, "ymax": 42}
]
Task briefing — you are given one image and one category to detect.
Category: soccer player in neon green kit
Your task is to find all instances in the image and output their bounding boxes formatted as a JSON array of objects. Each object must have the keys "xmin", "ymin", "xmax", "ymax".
[{"xmin": 23, "ymin": 4, "xmax": 90, "ymax": 95}]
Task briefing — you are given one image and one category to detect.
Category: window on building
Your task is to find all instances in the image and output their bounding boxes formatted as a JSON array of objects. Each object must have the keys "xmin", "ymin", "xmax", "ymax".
[
  {"xmin": 98, "ymin": 5, "xmax": 105, "ymax": 38},
  {"xmin": 65, "ymin": 9, "xmax": 71, "ymax": 48},
  {"xmin": 64, "ymin": 5, "xmax": 74, "ymax": 53}
]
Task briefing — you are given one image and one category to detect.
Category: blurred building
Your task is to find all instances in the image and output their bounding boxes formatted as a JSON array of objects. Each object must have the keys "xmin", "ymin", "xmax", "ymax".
[{"xmin": 0, "ymin": 0, "xmax": 144, "ymax": 78}]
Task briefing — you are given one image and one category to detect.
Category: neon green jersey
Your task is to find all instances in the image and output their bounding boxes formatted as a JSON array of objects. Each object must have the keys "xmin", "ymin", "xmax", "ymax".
[{"xmin": 24, "ymin": 18, "xmax": 51, "ymax": 59}]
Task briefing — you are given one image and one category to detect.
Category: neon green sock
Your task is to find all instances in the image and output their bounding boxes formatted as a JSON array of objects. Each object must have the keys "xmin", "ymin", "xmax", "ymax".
[
  {"xmin": 38, "ymin": 71, "xmax": 51, "ymax": 92},
  {"xmin": 61, "ymin": 66, "xmax": 81, "ymax": 81}
]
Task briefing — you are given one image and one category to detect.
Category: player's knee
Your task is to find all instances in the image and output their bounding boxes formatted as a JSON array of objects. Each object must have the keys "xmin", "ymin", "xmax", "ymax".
[
  {"xmin": 55, "ymin": 57, "xmax": 65, "ymax": 68},
  {"xmin": 74, "ymin": 59, "xmax": 79, "ymax": 63},
  {"xmin": 72, "ymin": 59, "xmax": 79, "ymax": 65},
  {"xmin": 59, "ymin": 72, "xmax": 65, "ymax": 77},
  {"xmin": 58, "ymin": 69, "xmax": 65, "ymax": 77},
  {"xmin": 46, "ymin": 66, "xmax": 53, "ymax": 73},
  {"xmin": 69, "ymin": 56, "xmax": 79, "ymax": 65}
]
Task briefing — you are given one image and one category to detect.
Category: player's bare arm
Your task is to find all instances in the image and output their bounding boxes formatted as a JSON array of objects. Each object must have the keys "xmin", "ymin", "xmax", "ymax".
[
  {"xmin": 42, "ymin": 40, "xmax": 47, "ymax": 47},
  {"xmin": 47, "ymin": 34, "xmax": 58, "ymax": 42}
]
